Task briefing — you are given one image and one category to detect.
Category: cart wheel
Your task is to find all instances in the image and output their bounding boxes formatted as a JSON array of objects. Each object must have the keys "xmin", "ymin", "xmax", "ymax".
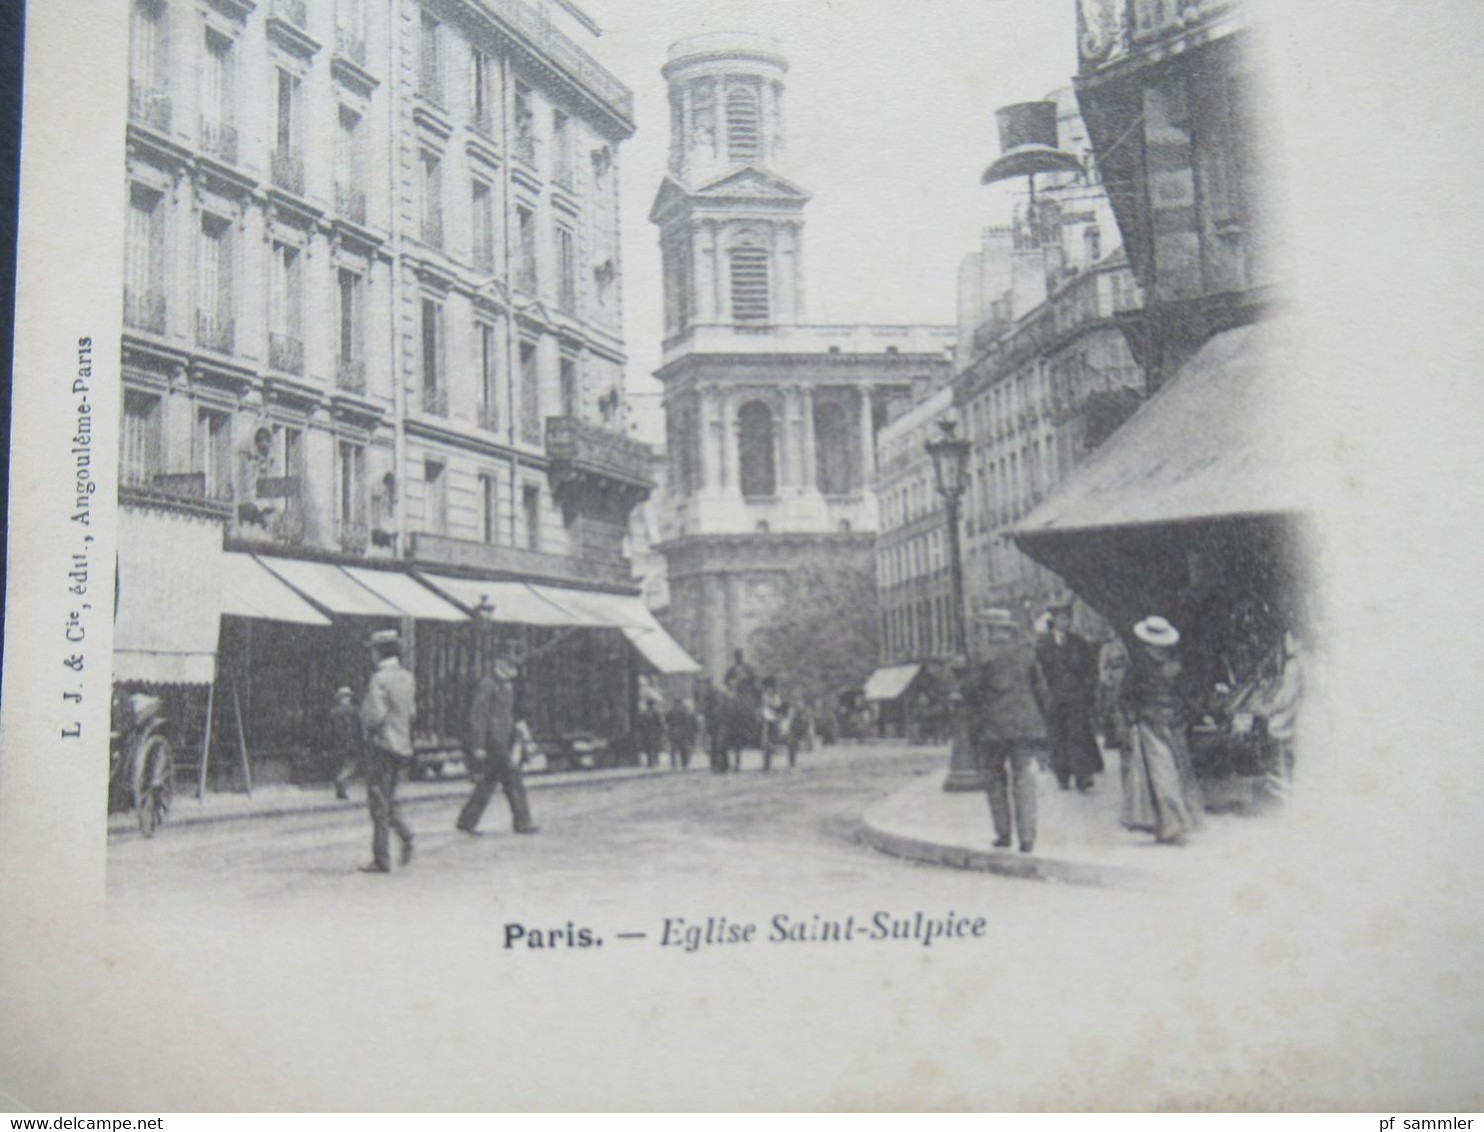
[{"xmin": 136, "ymin": 734, "xmax": 173, "ymax": 838}]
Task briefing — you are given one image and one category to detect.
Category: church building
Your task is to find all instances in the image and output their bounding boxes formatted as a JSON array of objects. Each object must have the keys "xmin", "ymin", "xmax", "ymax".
[{"xmin": 649, "ymin": 33, "xmax": 954, "ymax": 680}]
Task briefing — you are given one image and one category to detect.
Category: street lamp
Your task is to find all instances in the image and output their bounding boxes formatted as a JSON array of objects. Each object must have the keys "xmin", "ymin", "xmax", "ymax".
[{"xmin": 924, "ymin": 417, "xmax": 981, "ymax": 792}]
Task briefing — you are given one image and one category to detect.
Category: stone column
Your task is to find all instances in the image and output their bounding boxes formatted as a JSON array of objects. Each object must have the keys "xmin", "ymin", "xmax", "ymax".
[
  {"xmin": 801, "ymin": 387, "xmax": 817, "ymax": 492},
  {"xmin": 857, "ymin": 386, "xmax": 877, "ymax": 490},
  {"xmin": 696, "ymin": 387, "xmax": 713, "ymax": 492}
]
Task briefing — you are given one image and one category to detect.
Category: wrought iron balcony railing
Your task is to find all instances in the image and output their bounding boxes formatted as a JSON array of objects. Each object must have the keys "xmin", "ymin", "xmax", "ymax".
[
  {"xmin": 128, "ymin": 82, "xmax": 172, "ymax": 133},
  {"xmin": 496, "ymin": 0, "xmax": 634, "ymax": 123},
  {"xmin": 199, "ymin": 117, "xmax": 238, "ymax": 164},
  {"xmin": 471, "ymin": 107, "xmax": 495, "ymax": 138},
  {"xmin": 422, "ymin": 384, "xmax": 448, "ymax": 417},
  {"xmin": 409, "ymin": 531, "xmax": 634, "ymax": 588},
  {"xmin": 337, "ymin": 519, "xmax": 369, "ymax": 555},
  {"xmin": 334, "ymin": 27, "xmax": 367, "ymax": 66},
  {"xmin": 1078, "ymin": 0, "xmax": 1237, "ymax": 71},
  {"xmin": 196, "ymin": 308, "xmax": 235, "ymax": 354},
  {"xmin": 272, "ymin": 148, "xmax": 305, "ymax": 196},
  {"xmin": 335, "ymin": 182, "xmax": 367, "ymax": 225},
  {"xmin": 514, "ymin": 132, "xmax": 537, "ymax": 167},
  {"xmin": 544, "ymin": 416, "xmax": 653, "ymax": 486},
  {"xmin": 124, "ymin": 287, "xmax": 166, "ymax": 335},
  {"xmin": 336, "ymin": 356, "xmax": 366, "ymax": 394},
  {"xmin": 269, "ymin": 332, "xmax": 304, "ymax": 375}
]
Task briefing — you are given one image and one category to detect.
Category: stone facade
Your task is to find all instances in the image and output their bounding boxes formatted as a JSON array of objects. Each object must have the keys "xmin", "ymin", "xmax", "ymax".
[{"xmin": 649, "ymin": 33, "xmax": 953, "ymax": 680}]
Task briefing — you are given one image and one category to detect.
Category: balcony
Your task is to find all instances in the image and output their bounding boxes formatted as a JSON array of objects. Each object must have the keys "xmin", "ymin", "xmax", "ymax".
[
  {"xmin": 335, "ymin": 182, "xmax": 366, "ymax": 225},
  {"xmin": 496, "ymin": 0, "xmax": 635, "ymax": 125},
  {"xmin": 199, "ymin": 117, "xmax": 238, "ymax": 164},
  {"xmin": 196, "ymin": 309, "xmax": 235, "ymax": 354},
  {"xmin": 1077, "ymin": 0, "xmax": 1238, "ymax": 73},
  {"xmin": 545, "ymin": 416, "xmax": 654, "ymax": 490},
  {"xmin": 513, "ymin": 131, "xmax": 537, "ymax": 168},
  {"xmin": 410, "ymin": 531, "xmax": 634, "ymax": 588},
  {"xmin": 477, "ymin": 403, "xmax": 500, "ymax": 432},
  {"xmin": 473, "ymin": 244, "xmax": 495, "ymax": 274},
  {"xmin": 334, "ymin": 26, "xmax": 367, "ymax": 67},
  {"xmin": 422, "ymin": 384, "xmax": 448, "ymax": 417},
  {"xmin": 128, "ymin": 82, "xmax": 172, "ymax": 133},
  {"xmin": 419, "ymin": 66, "xmax": 443, "ymax": 106},
  {"xmin": 124, "ymin": 288, "xmax": 166, "ymax": 335},
  {"xmin": 269, "ymin": 332, "xmax": 304, "ymax": 375},
  {"xmin": 271, "ymin": 148, "xmax": 305, "ymax": 196},
  {"xmin": 120, "ymin": 471, "xmax": 234, "ymax": 517},
  {"xmin": 516, "ymin": 257, "xmax": 537, "ymax": 295},
  {"xmin": 471, "ymin": 106, "xmax": 495, "ymax": 138},
  {"xmin": 422, "ymin": 209, "xmax": 444, "ymax": 250},
  {"xmin": 336, "ymin": 356, "xmax": 366, "ymax": 395}
]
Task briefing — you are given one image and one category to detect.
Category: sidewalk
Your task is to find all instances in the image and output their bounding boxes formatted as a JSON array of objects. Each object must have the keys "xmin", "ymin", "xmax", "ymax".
[
  {"xmin": 107, "ymin": 762, "xmax": 676, "ymax": 838},
  {"xmin": 860, "ymin": 757, "xmax": 1272, "ymax": 888}
]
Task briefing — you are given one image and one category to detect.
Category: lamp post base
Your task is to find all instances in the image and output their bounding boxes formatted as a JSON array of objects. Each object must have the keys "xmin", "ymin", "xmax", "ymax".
[{"xmin": 942, "ymin": 729, "xmax": 988, "ymax": 793}]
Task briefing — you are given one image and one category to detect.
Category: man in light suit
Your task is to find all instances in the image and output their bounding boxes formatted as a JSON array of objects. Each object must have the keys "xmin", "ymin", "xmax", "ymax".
[{"xmin": 359, "ymin": 628, "xmax": 416, "ymax": 873}]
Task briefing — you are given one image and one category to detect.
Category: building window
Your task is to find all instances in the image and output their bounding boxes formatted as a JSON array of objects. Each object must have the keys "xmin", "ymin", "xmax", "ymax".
[
  {"xmin": 514, "ymin": 82, "xmax": 535, "ymax": 165},
  {"xmin": 729, "ymin": 245, "xmax": 769, "ymax": 322},
  {"xmin": 559, "ymin": 354, "xmax": 578, "ymax": 418},
  {"xmin": 335, "ymin": 106, "xmax": 365, "ymax": 222},
  {"xmin": 338, "ymin": 441, "xmax": 367, "ymax": 548},
  {"xmin": 726, "ymin": 85, "xmax": 760, "ymax": 163},
  {"xmin": 419, "ymin": 11, "xmax": 441, "ymax": 102},
  {"xmin": 522, "ymin": 484, "xmax": 541, "ymax": 551},
  {"xmin": 471, "ymin": 179, "xmax": 494, "ymax": 272},
  {"xmin": 519, "ymin": 339, "xmax": 540, "ymax": 443},
  {"xmin": 272, "ymin": 68, "xmax": 303, "ymax": 193},
  {"xmin": 121, "ymin": 391, "xmax": 163, "ymax": 488},
  {"xmin": 814, "ymin": 400, "xmax": 852, "ymax": 496},
  {"xmin": 555, "ymin": 222, "xmax": 576, "ymax": 312},
  {"xmin": 480, "ymin": 472, "xmax": 498, "ymax": 544},
  {"xmin": 1084, "ymin": 225, "xmax": 1102, "ymax": 265},
  {"xmin": 738, "ymin": 400, "xmax": 776, "ymax": 498},
  {"xmin": 421, "ymin": 298, "xmax": 446, "ymax": 415},
  {"xmin": 200, "ymin": 29, "xmax": 236, "ymax": 162},
  {"xmin": 663, "ymin": 237, "xmax": 691, "ymax": 334},
  {"xmin": 478, "ymin": 322, "xmax": 499, "ymax": 430},
  {"xmin": 196, "ymin": 407, "xmax": 232, "ymax": 501},
  {"xmin": 421, "ymin": 150, "xmax": 443, "ymax": 248},
  {"xmin": 337, "ymin": 269, "xmax": 364, "ymax": 391},
  {"xmin": 129, "ymin": 0, "xmax": 170, "ymax": 131},
  {"xmin": 552, "ymin": 109, "xmax": 572, "ymax": 187},
  {"xmin": 516, "ymin": 204, "xmax": 536, "ymax": 293},
  {"xmin": 125, "ymin": 184, "xmax": 166, "ymax": 333},
  {"xmin": 197, "ymin": 213, "xmax": 234, "ymax": 353},
  {"xmin": 267, "ymin": 241, "xmax": 303, "ymax": 374},
  {"xmin": 335, "ymin": 0, "xmax": 367, "ymax": 65},
  {"xmin": 423, "ymin": 459, "xmax": 447, "ymax": 536},
  {"xmin": 470, "ymin": 48, "xmax": 494, "ymax": 135}
]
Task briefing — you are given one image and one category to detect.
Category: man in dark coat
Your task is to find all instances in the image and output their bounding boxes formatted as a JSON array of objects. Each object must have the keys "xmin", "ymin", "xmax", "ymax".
[
  {"xmin": 723, "ymin": 649, "xmax": 760, "ymax": 707},
  {"xmin": 665, "ymin": 698, "xmax": 698, "ymax": 769},
  {"xmin": 962, "ymin": 608, "xmax": 1045, "ymax": 853},
  {"xmin": 456, "ymin": 645, "xmax": 538, "ymax": 835},
  {"xmin": 1032, "ymin": 596, "xmax": 1104, "ymax": 792},
  {"xmin": 327, "ymin": 686, "xmax": 362, "ymax": 800}
]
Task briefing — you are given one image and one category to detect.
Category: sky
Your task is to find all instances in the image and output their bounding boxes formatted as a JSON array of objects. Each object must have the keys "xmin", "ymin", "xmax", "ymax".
[{"xmin": 569, "ymin": 0, "xmax": 1078, "ymax": 443}]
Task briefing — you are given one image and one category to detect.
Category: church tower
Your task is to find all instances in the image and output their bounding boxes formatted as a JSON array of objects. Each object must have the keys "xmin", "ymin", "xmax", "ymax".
[
  {"xmin": 650, "ymin": 34, "xmax": 954, "ymax": 684},
  {"xmin": 650, "ymin": 33, "xmax": 808, "ymax": 336}
]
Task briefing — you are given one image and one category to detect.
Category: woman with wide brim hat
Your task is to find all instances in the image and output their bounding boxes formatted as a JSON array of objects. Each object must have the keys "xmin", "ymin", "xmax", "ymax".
[{"xmin": 1118, "ymin": 616, "xmax": 1205, "ymax": 844}]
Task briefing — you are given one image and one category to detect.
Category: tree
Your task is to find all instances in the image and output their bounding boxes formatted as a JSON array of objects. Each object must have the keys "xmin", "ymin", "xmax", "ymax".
[{"xmin": 749, "ymin": 559, "xmax": 880, "ymax": 709}]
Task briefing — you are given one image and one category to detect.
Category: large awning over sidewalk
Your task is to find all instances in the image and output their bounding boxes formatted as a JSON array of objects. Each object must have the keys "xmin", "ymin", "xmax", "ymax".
[
  {"xmin": 416, "ymin": 574, "xmax": 586, "ymax": 626},
  {"xmin": 863, "ymin": 663, "xmax": 923, "ymax": 703},
  {"xmin": 339, "ymin": 566, "xmax": 468, "ymax": 622},
  {"xmin": 114, "ymin": 510, "xmax": 227, "ymax": 684},
  {"xmin": 218, "ymin": 554, "xmax": 333, "ymax": 627}
]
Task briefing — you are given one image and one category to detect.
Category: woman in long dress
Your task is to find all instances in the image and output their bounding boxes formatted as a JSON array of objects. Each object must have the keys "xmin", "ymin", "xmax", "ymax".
[{"xmin": 1119, "ymin": 616, "xmax": 1205, "ymax": 844}]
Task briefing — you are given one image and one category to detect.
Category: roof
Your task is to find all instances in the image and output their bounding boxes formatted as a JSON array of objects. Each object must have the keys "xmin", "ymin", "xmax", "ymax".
[{"xmin": 1014, "ymin": 320, "xmax": 1310, "ymax": 539}]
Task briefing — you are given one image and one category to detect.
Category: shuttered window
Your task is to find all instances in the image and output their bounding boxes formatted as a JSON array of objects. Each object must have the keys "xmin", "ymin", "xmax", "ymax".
[
  {"xmin": 726, "ymin": 87, "xmax": 760, "ymax": 163},
  {"xmin": 729, "ymin": 246, "xmax": 769, "ymax": 322}
]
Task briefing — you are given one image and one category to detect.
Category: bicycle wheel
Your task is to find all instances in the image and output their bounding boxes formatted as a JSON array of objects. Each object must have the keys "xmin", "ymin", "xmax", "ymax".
[{"xmin": 136, "ymin": 734, "xmax": 174, "ymax": 837}]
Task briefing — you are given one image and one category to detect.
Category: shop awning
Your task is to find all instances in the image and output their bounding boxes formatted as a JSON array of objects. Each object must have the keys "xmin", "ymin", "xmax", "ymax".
[
  {"xmin": 416, "ymin": 574, "xmax": 584, "ymax": 626},
  {"xmin": 218, "ymin": 553, "xmax": 333, "ymax": 626},
  {"xmin": 863, "ymin": 663, "xmax": 922, "ymax": 702},
  {"xmin": 114, "ymin": 510, "xmax": 225, "ymax": 684},
  {"xmin": 340, "ymin": 566, "xmax": 468, "ymax": 622},
  {"xmin": 531, "ymin": 587, "xmax": 703, "ymax": 673},
  {"xmin": 622, "ymin": 625, "xmax": 703, "ymax": 675},
  {"xmin": 1014, "ymin": 321, "xmax": 1309, "ymax": 539},
  {"xmin": 255, "ymin": 556, "xmax": 403, "ymax": 618}
]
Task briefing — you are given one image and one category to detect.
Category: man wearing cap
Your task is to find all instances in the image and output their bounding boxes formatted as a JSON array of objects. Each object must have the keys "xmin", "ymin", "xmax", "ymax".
[
  {"xmin": 962, "ymin": 607, "xmax": 1045, "ymax": 853},
  {"xmin": 359, "ymin": 629, "xmax": 417, "ymax": 872},
  {"xmin": 326, "ymin": 686, "xmax": 362, "ymax": 801},
  {"xmin": 1032, "ymin": 595, "xmax": 1104, "ymax": 792},
  {"xmin": 456, "ymin": 644, "xmax": 538, "ymax": 836}
]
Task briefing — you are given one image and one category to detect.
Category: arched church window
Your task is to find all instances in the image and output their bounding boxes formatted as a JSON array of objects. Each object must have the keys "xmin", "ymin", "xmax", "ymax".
[
  {"xmin": 729, "ymin": 245, "xmax": 770, "ymax": 323},
  {"xmin": 726, "ymin": 86, "xmax": 761, "ymax": 163},
  {"xmin": 814, "ymin": 400, "xmax": 852, "ymax": 495},
  {"xmin": 738, "ymin": 400, "xmax": 776, "ymax": 497}
]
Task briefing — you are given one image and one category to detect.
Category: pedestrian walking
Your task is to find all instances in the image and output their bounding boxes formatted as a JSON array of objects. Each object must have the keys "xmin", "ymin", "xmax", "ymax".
[
  {"xmin": 456, "ymin": 643, "xmax": 539, "ymax": 836},
  {"xmin": 1095, "ymin": 634, "xmax": 1131, "ymax": 753},
  {"xmin": 326, "ymin": 686, "xmax": 362, "ymax": 800},
  {"xmin": 665, "ymin": 697, "xmax": 698, "ymax": 769},
  {"xmin": 1031, "ymin": 595, "xmax": 1104, "ymax": 792},
  {"xmin": 359, "ymin": 629, "xmax": 416, "ymax": 873},
  {"xmin": 963, "ymin": 607, "xmax": 1045, "ymax": 853},
  {"xmin": 1119, "ymin": 616, "xmax": 1205, "ymax": 845}
]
